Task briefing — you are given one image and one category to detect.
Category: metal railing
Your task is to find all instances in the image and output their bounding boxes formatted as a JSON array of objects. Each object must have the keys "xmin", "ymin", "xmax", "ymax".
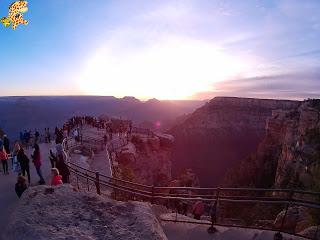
[{"xmin": 60, "ymin": 121, "xmax": 320, "ymax": 240}]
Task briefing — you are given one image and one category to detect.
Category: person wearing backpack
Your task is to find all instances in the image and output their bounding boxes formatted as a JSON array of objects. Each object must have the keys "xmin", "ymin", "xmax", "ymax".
[
  {"xmin": 17, "ymin": 146, "xmax": 31, "ymax": 184},
  {"xmin": 12, "ymin": 142, "xmax": 21, "ymax": 174}
]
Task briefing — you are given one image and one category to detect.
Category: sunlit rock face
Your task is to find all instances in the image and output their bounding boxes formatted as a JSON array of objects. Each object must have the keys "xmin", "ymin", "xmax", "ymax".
[
  {"xmin": 170, "ymin": 97, "xmax": 299, "ymax": 187},
  {"xmin": 227, "ymin": 99, "xmax": 320, "ymax": 191},
  {"xmin": 5, "ymin": 185, "xmax": 168, "ymax": 240}
]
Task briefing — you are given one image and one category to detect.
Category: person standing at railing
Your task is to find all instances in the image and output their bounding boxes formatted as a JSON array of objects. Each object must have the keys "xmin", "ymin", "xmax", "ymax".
[
  {"xmin": 17, "ymin": 146, "xmax": 31, "ymax": 184},
  {"xmin": 31, "ymin": 144, "xmax": 45, "ymax": 185},
  {"xmin": 192, "ymin": 198, "xmax": 205, "ymax": 220},
  {"xmin": 0, "ymin": 141, "xmax": 9, "ymax": 175},
  {"xmin": 55, "ymin": 144, "xmax": 70, "ymax": 184},
  {"xmin": 207, "ymin": 201, "xmax": 218, "ymax": 233}
]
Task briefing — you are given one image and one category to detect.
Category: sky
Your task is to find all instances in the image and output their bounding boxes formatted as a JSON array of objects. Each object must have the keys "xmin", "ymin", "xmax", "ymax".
[{"xmin": 0, "ymin": 0, "xmax": 319, "ymax": 100}]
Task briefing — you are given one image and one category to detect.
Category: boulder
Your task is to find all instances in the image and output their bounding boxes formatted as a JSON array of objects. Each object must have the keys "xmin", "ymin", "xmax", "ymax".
[
  {"xmin": 274, "ymin": 206, "xmax": 313, "ymax": 232},
  {"xmin": 5, "ymin": 185, "xmax": 168, "ymax": 240},
  {"xmin": 298, "ymin": 225, "xmax": 320, "ymax": 239},
  {"xmin": 155, "ymin": 133, "xmax": 174, "ymax": 148},
  {"xmin": 118, "ymin": 143, "xmax": 136, "ymax": 165}
]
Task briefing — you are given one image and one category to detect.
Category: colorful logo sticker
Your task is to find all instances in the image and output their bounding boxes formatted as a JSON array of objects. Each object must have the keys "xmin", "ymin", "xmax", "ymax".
[{"xmin": 1, "ymin": 0, "xmax": 29, "ymax": 30}]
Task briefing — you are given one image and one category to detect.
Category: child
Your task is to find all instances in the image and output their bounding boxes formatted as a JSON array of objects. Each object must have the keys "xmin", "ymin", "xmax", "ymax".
[
  {"xmin": 15, "ymin": 175, "xmax": 28, "ymax": 198},
  {"xmin": 51, "ymin": 168, "xmax": 63, "ymax": 186}
]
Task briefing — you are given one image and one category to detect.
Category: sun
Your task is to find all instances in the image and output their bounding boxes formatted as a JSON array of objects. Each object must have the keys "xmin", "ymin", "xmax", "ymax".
[{"xmin": 77, "ymin": 38, "xmax": 248, "ymax": 100}]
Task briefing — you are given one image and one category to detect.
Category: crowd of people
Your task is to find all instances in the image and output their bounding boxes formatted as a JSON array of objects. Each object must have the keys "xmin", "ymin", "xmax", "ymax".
[
  {"xmin": 19, "ymin": 128, "xmax": 52, "ymax": 148},
  {"xmin": 1, "ymin": 127, "xmax": 71, "ymax": 199},
  {"xmin": 1, "ymin": 116, "xmax": 223, "ymax": 234}
]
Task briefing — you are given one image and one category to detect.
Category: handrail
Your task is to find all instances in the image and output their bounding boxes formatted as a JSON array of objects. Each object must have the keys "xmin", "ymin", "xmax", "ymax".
[{"xmin": 61, "ymin": 118, "xmax": 320, "ymax": 240}]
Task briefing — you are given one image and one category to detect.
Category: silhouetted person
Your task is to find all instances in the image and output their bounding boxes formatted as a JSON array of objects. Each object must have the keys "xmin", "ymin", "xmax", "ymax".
[
  {"xmin": 104, "ymin": 134, "xmax": 108, "ymax": 145},
  {"xmin": 49, "ymin": 149, "xmax": 57, "ymax": 168},
  {"xmin": 274, "ymin": 232, "xmax": 283, "ymax": 240},
  {"xmin": 15, "ymin": 175, "xmax": 28, "ymax": 198},
  {"xmin": 17, "ymin": 147, "xmax": 31, "ymax": 183},
  {"xmin": 31, "ymin": 144, "xmax": 45, "ymax": 184},
  {"xmin": 208, "ymin": 201, "xmax": 218, "ymax": 233},
  {"xmin": 35, "ymin": 130, "xmax": 40, "ymax": 143},
  {"xmin": 3, "ymin": 134, "xmax": 10, "ymax": 154},
  {"xmin": 0, "ymin": 144, "xmax": 9, "ymax": 175},
  {"xmin": 56, "ymin": 153, "xmax": 70, "ymax": 184}
]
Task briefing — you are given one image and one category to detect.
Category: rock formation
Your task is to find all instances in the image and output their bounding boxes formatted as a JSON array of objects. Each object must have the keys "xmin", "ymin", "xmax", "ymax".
[
  {"xmin": 5, "ymin": 185, "xmax": 168, "ymax": 240},
  {"xmin": 274, "ymin": 206, "xmax": 314, "ymax": 232},
  {"xmin": 226, "ymin": 99, "xmax": 320, "ymax": 191},
  {"xmin": 170, "ymin": 97, "xmax": 299, "ymax": 186},
  {"xmin": 114, "ymin": 132, "xmax": 174, "ymax": 186}
]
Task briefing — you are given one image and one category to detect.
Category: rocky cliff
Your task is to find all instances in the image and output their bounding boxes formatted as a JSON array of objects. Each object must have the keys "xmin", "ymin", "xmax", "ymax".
[
  {"xmin": 114, "ymin": 133, "xmax": 174, "ymax": 186},
  {"xmin": 170, "ymin": 97, "xmax": 299, "ymax": 187},
  {"xmin": 5, "ymin": 185, "xmax": 167, "ymax": 240},
  {"xmin": 226, "ymin": 99, "xmax": 320, "ymax": 191}
]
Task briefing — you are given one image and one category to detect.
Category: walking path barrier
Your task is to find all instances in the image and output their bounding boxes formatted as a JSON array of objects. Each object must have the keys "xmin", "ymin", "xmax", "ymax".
[{"xmin": 60, "ymin": 118, "xmax": 320, "ymax": 240}]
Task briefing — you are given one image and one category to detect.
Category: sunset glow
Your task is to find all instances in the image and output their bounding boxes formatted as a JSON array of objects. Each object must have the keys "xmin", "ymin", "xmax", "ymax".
[
  {"xmin": 0, "ymin": 0, "xmax": 319, "ymax": 99},
  {"xmin": 78, "ymin": 38, "xmax": 249, "ymax": 100}
]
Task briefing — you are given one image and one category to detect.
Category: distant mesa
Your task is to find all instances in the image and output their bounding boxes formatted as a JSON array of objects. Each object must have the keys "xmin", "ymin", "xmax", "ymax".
[{"xmin": 121, "ymin": 96, "xmax": 141, "ymax": 102}]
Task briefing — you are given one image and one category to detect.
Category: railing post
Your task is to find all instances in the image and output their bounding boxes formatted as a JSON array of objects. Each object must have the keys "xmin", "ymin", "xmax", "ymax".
[
  {"xmin": 76, "ymin": 169, "xmax": 80, "ymax": 190},
  {"xmin": 277, "ymin": 202, "xmax": 290, "ymax": 240},
  {"xmin": 95, "ymin": 172, "xmax": 101, "ymax": 195},
  {"xmin": 151, "ymin": 185, "xmax": 155, "ymax": 204},
  {"xmin": 314, "ymin": 225, "xmax": 319, "ymax": 240},
  {"xmin": 114, "ymin": 179, "xmax": 117, "ymax": 200},
  {"xmin": 85, "ymin": 171, "xmax": 89, "ymax": 191},
  {"xmin": 215, "ymin": 187, "xmax": 220, "ymax": 223}
]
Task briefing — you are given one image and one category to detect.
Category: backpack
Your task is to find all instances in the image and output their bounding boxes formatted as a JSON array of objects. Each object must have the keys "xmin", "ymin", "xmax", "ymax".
[{"xmin": 13, "ymin": 156, "xmax": 21, "ymax": 173}]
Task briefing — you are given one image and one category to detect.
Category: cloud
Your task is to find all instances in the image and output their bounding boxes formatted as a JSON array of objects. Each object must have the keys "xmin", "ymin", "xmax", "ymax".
[{"xmin": 192, "ymin": 70, "xmax": 320, "ymax": 100}]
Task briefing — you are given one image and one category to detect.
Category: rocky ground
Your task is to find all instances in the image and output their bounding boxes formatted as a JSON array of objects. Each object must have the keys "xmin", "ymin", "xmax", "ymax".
[
  {"xmin": 0, "ymin": 142, "xmax": 53, "ymax": 240},
  {"xmin": 5, "ymin": 184, "xmax": 311, "ymax": 240},
  {"xmin": 5, "ymin": 185, "xmax": 168, "ymax": 240}
]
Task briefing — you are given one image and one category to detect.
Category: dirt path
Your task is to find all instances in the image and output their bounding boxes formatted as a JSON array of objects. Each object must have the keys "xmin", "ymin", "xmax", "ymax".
[{"xmin": 0, "ymin": 142, "xmax": 53, "ymax": 240}]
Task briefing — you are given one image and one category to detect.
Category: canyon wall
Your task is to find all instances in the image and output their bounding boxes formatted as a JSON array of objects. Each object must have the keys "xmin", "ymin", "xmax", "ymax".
[
  {"xmin": 170, "ymin": 97, "xmax": 300, "ymax": 187},
  {"xmin": 227, "ymin": 99, "xmax": 320, "ymax": 191}
]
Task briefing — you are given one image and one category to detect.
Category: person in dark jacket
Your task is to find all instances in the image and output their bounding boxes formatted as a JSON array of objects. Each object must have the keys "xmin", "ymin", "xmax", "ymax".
[
  {"xmin": 56, "ymin": 153, "xmax": 70, "ymax": 184},
  {"xmin": 31, "ymin": 144, "xmax": 45, "ymax": 184},
  {"xmin": 3, "ymin": 135, "xmax": 10, "ymax": 154},
  {"xmin": 15, "ymin": 175, "xmax": 28, "ymax": 198},
  {"xmin": 0, "ymin": 143, "xmax": 9, "ymax": 175},
  {"xmin": 17, "ymin": 147, "xmax": 31, "ymax": 183},
  {"xmin": 49, "ymin": 149, "xmax": 57, "ymax": 168},
  {"xmin": 34, "ymin": 130, "xmax": 40, "ymax": 144},
  {"xmin": 207, "ymin": 201, "xmax": 218, "ymax": 233}
]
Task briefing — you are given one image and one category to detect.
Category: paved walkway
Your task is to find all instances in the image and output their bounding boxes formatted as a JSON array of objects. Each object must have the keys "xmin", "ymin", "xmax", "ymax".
[
  {"xmin": 0, "ymin": 142, "xmax": 53, "ymax": 240},
  {"xmin": 160, "ymin": 213, "xmax": 307, "ymax": 240}
]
